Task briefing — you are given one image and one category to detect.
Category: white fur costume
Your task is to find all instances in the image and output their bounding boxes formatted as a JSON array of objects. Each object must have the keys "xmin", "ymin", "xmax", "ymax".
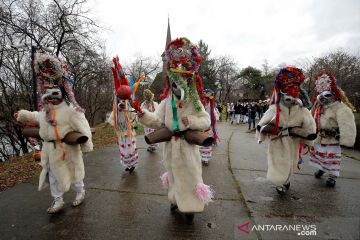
[
  {"xmin": 257, "ymin": 103, "xmax": 316, "ymax": 186},
  {"xmin": 141, "ymin": 100, "xmax": 159, "ymax": 150},
  {"xmin": 309, "ymin": 101, "xmax": 356, "ymax": 176},
  {"xmin": 139, "ymin": 96, "xmax": 211, "ymax": 213},
  {"xmin": 17, "ymin": 102, "xmax": 93, "ymax": 193}
]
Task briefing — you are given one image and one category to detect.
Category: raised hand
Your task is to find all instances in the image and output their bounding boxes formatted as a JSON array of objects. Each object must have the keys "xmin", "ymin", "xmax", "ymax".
[{"xmin": 130, "ymin": 98, "xmax": 143, "ymax": 115}]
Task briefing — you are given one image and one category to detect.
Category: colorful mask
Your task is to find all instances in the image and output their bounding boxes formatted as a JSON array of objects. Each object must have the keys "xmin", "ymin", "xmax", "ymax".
[
  {"xmin": 41, "ymin": 87, "xmax": 63, "ymax": 104},
  {"xmin": 164, "ymin": 38, "xmax": 202, "ymax": 73},
  {"xmin": 35, "ymin": 52, "xmax": 84, "ymax": 112},
  {"xmin": 281, "ymin": 92, "xmax": 302, "ymax": 107},
  {"xmin": 274, "ymin": 67, "xmax": 305, "ymax": 98},
  {"xmin": 161, "ymin": 37, "xmax": 205, "ymax": 112},
  {"xmin": 316, "ymin": 90, "xmax": 334, "ymax": 106},
  {"xmin": 315, "ymin": 74, "xmax": 333, "ymax": 93}
]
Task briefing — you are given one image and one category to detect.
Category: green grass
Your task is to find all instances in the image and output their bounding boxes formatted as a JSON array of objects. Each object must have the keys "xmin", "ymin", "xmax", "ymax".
[{"xmin": 135, "ymin": 123, "xmax": 144, "ymax": 136}]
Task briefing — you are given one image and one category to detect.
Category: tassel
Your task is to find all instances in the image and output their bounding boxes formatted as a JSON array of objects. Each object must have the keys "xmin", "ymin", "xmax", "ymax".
[
  {"xmin": 160, "ymin": 172, "xmax": 169, "ymax": 189},
  {"xmin": 338, "ymin": 88, "xmax": 356, "ymax": 112},
  {"xmin": 210, "ymin": 98, "xmax": 219, "ymax": 143},
  {"xmin": 195, "ymin": 183, "xmax": 214, "ymax": 205}
]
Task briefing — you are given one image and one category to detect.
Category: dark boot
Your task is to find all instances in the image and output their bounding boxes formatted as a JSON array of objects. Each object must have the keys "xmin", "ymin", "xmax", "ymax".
[
  {"xmin": 314, "ymin": 169, "xmax": 325, "ymax": 179},
  {"xmin": 185, "ymin": 213, "xmax": 194, "ymax": 223},
  {"xmin": 170, "ymin": 204, "xmax": 178, "ymax": 212},
  {"xmin": 202, "ymin": 161, "xmax": 209, "ymax": 166},
  {"xmin": 276, "ymin": 186, "xmax": 287, "ymax": 195},
  {"xmin": 128, "ymin": 166, "xmax": 135, "ymax": 173},
  {"xmin": 283, "ymin": 182, "xmax": 290, "ymax": 190},
  {"xmin": 326, "ymin": 176, "xmax": 336, "ymax": 187}
]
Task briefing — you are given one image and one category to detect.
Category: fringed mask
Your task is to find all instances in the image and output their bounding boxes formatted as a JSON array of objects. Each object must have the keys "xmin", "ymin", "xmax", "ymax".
[
  {"xmin": 272, "ymin": 67, "xmax": 305, "ymax": 108},
  {"xmin": 35, "ymin": 52, "xmax": 84, "ymax": 112},
  {"xmin": 275, "ymin": 67, "xmax": 305, "ymax": 98},
  {"xmin": 35, "ymin": 52, "xmax": 65, "ymax": 85},
  {"xmin": 317, "ymin": 91, "xmax": 334, "ymax": 106},
  {"xmin": 281, "ymin": 91, "xmax": 302, "ymax": 107},
  {"xmin": 269, "ymin": 66, "xmax": 306, "ymax": 135},
  {"xmin": 41, "ymin": 85, "xmax": 63, "ymax": 105},
  {"xmin": 164, "ymin": 37, "xmax": 202, "ymax": 73},
  {"xmin": 314, "ymin": 72, "xmax": 356, "ymax": 111},
  {"xmin": 161, "ymin": 37, "xmax": 206, "ymax": 111},
  {"xmin": 314, "ymin": 73, "xmax": 338, "ymax": 106}
]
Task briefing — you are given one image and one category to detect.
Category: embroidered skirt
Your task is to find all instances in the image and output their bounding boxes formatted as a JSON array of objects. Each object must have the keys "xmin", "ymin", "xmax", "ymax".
[
  {"xmin": 118, "ymin": 136, "xmax": 138, "ymax": 168},
  {"xmin": 309, "ymin": 144, "xmax": 341, "ymax": 176},
  {"xmin": 199, "ymin": 146, "xmax": 212, "ymax": 162}
]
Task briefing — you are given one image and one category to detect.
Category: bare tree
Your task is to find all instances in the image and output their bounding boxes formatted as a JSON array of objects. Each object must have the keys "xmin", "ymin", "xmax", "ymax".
[
  {"xmin": 124, "ymin": 54, "xmax": 161, "ymax": 83},
  {"xmin": 298, "ymin": 49, "xmax": 360, "ymax": 109},
  {"xmin": 214, "ymin": 56, "xmax": 241, "ymax": 102},
  {"xmin": 64, "ymin": 47, "xmax": 113, "ymax": 126},
  {"xmin": 0, "ymin": 0, "xmax": 108, "ymax": 161},
  {"xmin": 0, "ymin": 0, "xmax": 99, "ymax": 55},
  {"xmin": 118, "ymin": 54, "xmax": 161, "ymax": 101}
]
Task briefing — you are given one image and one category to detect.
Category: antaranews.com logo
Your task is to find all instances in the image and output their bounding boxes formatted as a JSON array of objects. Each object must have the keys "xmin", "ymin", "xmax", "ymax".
[
  {"xmin": 237, "ymin": 221, "xmax": 317, "ymax": 237},
  {"xmin": 235, "ymin": 217, "xmax": 359, "ymax": 239}
]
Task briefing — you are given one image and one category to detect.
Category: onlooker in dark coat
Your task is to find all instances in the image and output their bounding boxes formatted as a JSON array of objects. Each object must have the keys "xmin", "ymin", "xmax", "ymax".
[
  {"xmin": 248, "ymin": 103, "xmax": 257, "ymax": 130},
  {"xmin": 234, "ymin": 101, "xmax": 242, "ymax": 125}
]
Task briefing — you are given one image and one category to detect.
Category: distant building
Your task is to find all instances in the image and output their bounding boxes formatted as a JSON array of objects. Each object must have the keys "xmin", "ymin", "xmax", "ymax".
[{"xmin": 150, "ymin": 17, "xmax": 172, "ymax": 100}]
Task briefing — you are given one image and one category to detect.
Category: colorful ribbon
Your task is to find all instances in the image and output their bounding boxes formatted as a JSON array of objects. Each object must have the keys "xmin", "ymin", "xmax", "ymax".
[
  {"xmin": 168, "ymin": 72, "xmax": 179, "ymax": 133},
  {"xmin": 51, "ymin": 110, "xmax": 66, "ymax": 161}
]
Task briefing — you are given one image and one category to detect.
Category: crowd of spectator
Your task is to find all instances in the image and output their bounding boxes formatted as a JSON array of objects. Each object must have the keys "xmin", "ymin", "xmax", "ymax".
[{"xmin": 216, "ymin": 100, "xmax": 270, "ymax": 130}]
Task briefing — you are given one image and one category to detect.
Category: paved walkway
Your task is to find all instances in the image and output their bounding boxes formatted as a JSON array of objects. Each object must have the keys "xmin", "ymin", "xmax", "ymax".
[
  {"xmin": 0, "ymin": 123, "xmax": 250, "ymax": 240},
  {"xmin": 230, "ymin": 122, "xmax": 360, "ymax": 240},
  {"xmin": 0, "ymin": 122, "xmax": 359, "ymax": 239}
]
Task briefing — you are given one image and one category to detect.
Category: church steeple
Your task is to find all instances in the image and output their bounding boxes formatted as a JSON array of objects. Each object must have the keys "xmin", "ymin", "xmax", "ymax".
[
  {"xmin": 162, "ymin": 16, "xmax": 172, "ymax": 81},
  {"xmin": 165, "ymin": 16, "xmax": 171, "ymax": 48}
]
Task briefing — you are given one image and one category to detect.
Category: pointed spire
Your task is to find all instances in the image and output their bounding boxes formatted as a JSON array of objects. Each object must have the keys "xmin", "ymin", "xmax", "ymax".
[
  {"xmin": 166, "ymin": 15, "xmax": 171, "ymax": 48},
  {"xmin": 162, "ymin": 16, "xmax": 172, "ymax": 80}
]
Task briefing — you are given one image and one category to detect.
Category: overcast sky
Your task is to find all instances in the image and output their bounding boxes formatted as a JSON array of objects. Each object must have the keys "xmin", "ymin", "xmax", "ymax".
[{"xmin": 91, "ymin": 0, "xmax": 360, "ymax": 69}]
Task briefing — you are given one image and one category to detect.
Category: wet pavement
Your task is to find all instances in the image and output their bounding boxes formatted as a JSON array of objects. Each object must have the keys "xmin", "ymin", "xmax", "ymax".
[
  {"xmin": 0, "ymin": 123, "xmax": 249, "ymax": 240},
  {"xmin": 230, "ymin": 122, "xmax": 360, "ymax": 240},
  {"xmin": 0, "ymin": 122, "xmax": 359, "ymax": 239}
]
